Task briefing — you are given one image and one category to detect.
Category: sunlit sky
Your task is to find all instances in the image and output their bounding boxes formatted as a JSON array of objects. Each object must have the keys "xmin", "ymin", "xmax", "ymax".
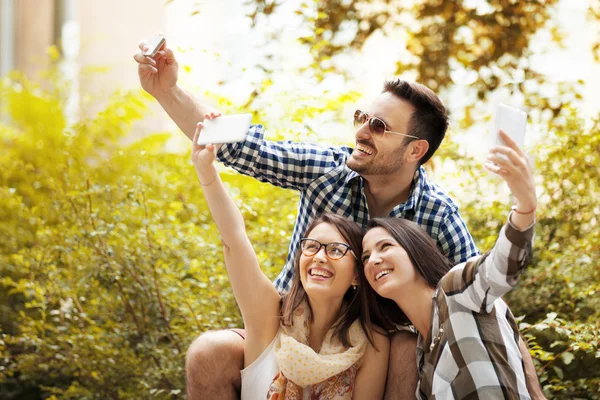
[{"xmin": 161, "ymin": 0, "xmax": 598, "ymax": 155}]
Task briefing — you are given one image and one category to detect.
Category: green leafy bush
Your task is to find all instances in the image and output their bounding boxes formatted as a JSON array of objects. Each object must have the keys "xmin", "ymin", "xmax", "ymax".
[{"xmin": 0, "ymin": 73, "xmax": 296, "ymax": 399}]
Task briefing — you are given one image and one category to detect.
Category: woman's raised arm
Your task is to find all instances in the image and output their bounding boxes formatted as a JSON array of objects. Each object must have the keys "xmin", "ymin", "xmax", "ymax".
[
  {"xmin": 192, "ymin": 114, "xmax": 280, "ymax": 344},
  {"xmin": 442, "ymin": 130, "xmax": 537, "ymax": 312}
]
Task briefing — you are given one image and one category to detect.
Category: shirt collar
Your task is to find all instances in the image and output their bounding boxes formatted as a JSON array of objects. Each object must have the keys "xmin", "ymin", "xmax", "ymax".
[
  {"xmin": 344, "ymin": 166, "xmax": 428, "ymax": 212},
  {"xmin": 344, "ymin": 167, "xmax": 361, "ymax": 184},
  {"xmin": 402, "ymin": 166, "xmax": 426, "ymax": 212}
]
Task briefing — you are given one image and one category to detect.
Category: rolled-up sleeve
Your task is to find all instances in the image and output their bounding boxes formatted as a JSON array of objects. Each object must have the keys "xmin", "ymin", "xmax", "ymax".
[{"xmin": 216, "ymin": 124, "xmax": 350, "ymax": 191}]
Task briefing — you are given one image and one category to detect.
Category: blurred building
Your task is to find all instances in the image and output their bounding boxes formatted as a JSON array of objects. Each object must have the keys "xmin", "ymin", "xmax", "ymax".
[{"xmin": 0, "ymin": 0, "xmax": 165, "ymax": 128}]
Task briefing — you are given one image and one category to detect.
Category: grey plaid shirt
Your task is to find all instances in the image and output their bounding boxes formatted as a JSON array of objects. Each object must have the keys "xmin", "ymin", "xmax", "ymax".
[
  {"xmin": 416, "ymin": 214, "xmax": 535, "ymax": 399},
  {"xmin": 217, "ymin": 124, "xmax": 479, "ymax": 292}
]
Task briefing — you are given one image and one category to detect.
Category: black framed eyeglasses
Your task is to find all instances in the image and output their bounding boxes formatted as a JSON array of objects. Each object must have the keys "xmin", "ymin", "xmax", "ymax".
[
  {"xmin": 353, "ymin": 109, "xmax": 420, "ymax": 139},
  {"xmin": 300, "ymin": 238, "xmax": 358, "ymax": 260}
]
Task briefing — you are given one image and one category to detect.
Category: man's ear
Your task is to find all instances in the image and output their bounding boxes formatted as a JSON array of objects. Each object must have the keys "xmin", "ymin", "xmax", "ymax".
[{"xmin": 405, "ymin": 139, "xmax": 429, "ymax": 164}]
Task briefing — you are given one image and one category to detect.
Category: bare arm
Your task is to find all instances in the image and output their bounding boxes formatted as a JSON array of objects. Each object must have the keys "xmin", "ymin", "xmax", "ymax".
[
  {"xmin": 382, "ymin": 331, "xmax": 419, "ymax": 400},
  {"xmin": 157, "ymin": 85, "xmax": 217, "ymax": 141},
  {"xmin": 353, "ymin": 330, "xmax": 390, "ymax": 400},
  {"xmin": 485, "ymin": 130, "xmax": 537, "ymax": 230},
  {"xmin": 191, "ymin": 117, "xmax": 280, "ymax": 354},
  {"xmin": 133, "ymin": 37, "xmax": 219, "ymax": 142}
]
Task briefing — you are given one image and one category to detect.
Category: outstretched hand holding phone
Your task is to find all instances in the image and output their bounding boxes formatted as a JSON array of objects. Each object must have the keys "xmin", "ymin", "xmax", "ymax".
[
  {"xmin": 485, "ymin": 130, "xmax": 537, "ymax": 230},
  {"xmin": 192, "ymin": 112, "xmax": 222, "ymax": 187},
  {"xmin": 133, "ymin": 34, "xmax": 179, "ymax": 99},
  {"xmin": 133, "ymin": 34, "xmax": 217, "ymax": 141}
]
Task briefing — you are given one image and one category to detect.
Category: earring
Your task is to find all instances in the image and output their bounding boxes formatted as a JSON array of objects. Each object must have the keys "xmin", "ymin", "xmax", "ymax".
[{"xmin": 352, "ymin": 285, "xmax": 358, "ymax": 290}]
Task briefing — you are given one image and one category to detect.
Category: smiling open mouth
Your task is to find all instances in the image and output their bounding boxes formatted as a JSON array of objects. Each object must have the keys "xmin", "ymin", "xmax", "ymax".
[
  {"xmin": 355, "ymin": 143, "xmax": 374, "ymax": 155},
  {"xmin": 375, "ymin": 269, "xmax": 393, "ymax": 281},
  {"xmin": 309, "ymin": 268, "xmax": 333, "ymax": 278}
]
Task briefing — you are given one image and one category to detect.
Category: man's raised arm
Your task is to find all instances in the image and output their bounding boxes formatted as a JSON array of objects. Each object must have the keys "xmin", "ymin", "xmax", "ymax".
[{"xmin": 133, "ymin": 36, "xmax": 218, "ymax": 141}]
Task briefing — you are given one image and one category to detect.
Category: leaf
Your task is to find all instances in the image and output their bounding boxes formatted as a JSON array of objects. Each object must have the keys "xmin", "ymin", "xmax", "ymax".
[
  {"xmin": 560, "ymin": 352, "xmax": 575, "ymax": 365},
  {"xmin": 546, "ymin": 312, "xmax": 558, "ymax": 321}
]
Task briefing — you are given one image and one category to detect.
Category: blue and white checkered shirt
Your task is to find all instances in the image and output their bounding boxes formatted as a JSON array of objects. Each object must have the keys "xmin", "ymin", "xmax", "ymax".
[{"xmin": 217, "ymin": 125, "xmax": 479, "ymax": 292}]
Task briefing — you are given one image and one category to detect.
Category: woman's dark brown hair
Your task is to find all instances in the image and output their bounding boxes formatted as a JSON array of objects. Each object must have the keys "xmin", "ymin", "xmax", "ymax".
[
  {"xmin": 363, "ymin": 218, "xmax": 453, "ymax": 330},
  {"xmin": 280, "ymin": 213, "xmax": 377, "ymax": 347}
]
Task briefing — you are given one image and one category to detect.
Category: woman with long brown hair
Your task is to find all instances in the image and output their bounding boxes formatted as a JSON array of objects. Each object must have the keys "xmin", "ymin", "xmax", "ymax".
[
  {"xmin": 362, "ymin": 131, "xmax": 538, "ymax": 399},
  {"xmin": 192, "ymin": 113, "xmax": 389, "ymax": 399}
]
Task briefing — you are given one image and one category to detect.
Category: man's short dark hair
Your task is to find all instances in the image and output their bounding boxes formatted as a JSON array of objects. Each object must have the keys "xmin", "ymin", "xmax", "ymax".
[{"xmin": 383, "ymin": 79, "xmax": 449, "ymax": 165}]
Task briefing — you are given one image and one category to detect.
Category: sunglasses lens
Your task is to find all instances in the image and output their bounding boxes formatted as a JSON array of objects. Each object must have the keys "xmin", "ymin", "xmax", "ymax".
[
  {"xmin": 369, "ymin": 117, "xmax": 386, "ymax": 135},
  {"xmin": 354, "ymin": 110, "xmax": 366, "ymax": 127},
  {"xmin": 354, "ymin": 111, "xmax": 387, "ymax": 135}
]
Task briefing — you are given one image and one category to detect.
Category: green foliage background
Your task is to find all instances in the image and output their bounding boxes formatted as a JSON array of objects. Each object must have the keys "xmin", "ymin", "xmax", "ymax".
[
  {"xmin": 1, "ymin": 1, "xmax": 600, "ymax": 398},
  {"xmin": 1, "ymin": 74, "xmax": 598, "ymax": 400},
  {"xmin": 0, "ymin": 73, "xmax": 297, "ymax": 399}
]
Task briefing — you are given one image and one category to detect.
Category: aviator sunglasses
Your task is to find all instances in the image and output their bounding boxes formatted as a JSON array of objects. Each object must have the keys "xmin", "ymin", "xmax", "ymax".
[{"xmin": 353, "ymin": 109, "xmax": 420, "ymax": 139}]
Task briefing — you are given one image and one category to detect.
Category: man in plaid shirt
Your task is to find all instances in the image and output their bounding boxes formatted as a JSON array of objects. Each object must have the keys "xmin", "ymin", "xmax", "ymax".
[
  {"xmin": 216, "ymin": 117, "xmax": 478, "ymax": 293},
  {"xmin": 134, "ymin": 38, "xmax": 544, "ymax": 399}
]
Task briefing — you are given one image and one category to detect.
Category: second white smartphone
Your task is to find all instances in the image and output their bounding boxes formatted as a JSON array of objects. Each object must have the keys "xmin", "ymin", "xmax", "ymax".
[
  {"xmin": 494, "ymin": 103, "xmax": 527, "ymax": 148},
  {"xmin": 197, "ymin": 114, "xmax": 252, "ymax": 145},
  {"xmin": 143, "ymin": 35, "xmax": 166, "ymax": 58}
]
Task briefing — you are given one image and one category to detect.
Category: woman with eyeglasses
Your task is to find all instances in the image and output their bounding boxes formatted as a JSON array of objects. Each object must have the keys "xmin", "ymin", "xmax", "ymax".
[
  {"xmin": 362, "ymin": 131, "xmax": 538, "ymax": 399},
  {"xmin": 192, "ymin": 113, "xmax": 389, "ymax": 400}
]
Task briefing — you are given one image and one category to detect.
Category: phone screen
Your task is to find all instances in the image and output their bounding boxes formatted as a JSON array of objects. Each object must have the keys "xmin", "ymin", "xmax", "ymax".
[
  {"xmin": 143, "ymin": 36, "xmax": 166, "ymax": 57},
  {"xmin": 495, "ymin": 104, "xmax": 527, "ymax": 148},
  {"xmin": 197, "ymin": 114, "xmax": 252, "ymax": 145}
]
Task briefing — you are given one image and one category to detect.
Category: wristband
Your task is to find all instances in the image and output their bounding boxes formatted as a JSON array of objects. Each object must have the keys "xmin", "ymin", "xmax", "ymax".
[
  {"xmin": 511, "ymin": 204, "xmax": 536, "ymax": 215},
  {"xmin": 200, "ymin": 175, "xmax": 217, "ymax": 187}
]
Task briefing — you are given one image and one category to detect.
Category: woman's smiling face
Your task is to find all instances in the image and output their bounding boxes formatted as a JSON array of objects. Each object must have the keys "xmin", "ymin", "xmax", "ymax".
[
  {"xmin": 299, "ymin": 222, "xmax": 359, "ymax": 300},
  {"xmin": 361, "ymin": 226, "xmax": 419, "ymax": 298}
]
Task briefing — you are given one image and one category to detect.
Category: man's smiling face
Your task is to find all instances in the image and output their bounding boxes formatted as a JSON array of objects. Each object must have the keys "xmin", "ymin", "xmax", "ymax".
[{"xmin": 346, "ymin": 92, "xmax": 416, "ymax": 177}]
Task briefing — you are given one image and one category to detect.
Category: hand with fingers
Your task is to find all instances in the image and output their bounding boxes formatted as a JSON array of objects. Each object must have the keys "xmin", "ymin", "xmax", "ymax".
[
  {"xmin": 133, "ymin": 33, "xmax": 179, "ymax": 98},
  {"xmin": 192, "ymin": 112, "xmax": 223, "ymax": 187},
  {"xmin": 485, "ymin": 130, "xmax": 537, "ymax": 228}
]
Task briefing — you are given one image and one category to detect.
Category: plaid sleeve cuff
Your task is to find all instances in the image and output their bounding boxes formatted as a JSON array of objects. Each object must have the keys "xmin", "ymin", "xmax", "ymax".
[
  {"xmin": 215, "ymin": 124, "xmax": 263, "ymax": 165},
  {"xmin": 504, "ymin": 211, "xmax": 535, "ymax": 249}
]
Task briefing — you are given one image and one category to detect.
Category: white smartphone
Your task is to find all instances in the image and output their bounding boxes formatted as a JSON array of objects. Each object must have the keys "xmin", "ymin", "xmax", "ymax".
[
  {"xmin": 143, "ymin": 35, "xmax": 166, "ymax": 58},
  {"xmin": 197, "ymin": 114, "xmax": 252, "ymax": 145},
  {"xmin": 494, "ymin": 103, "xmax": 527, "ymax": 148}
]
